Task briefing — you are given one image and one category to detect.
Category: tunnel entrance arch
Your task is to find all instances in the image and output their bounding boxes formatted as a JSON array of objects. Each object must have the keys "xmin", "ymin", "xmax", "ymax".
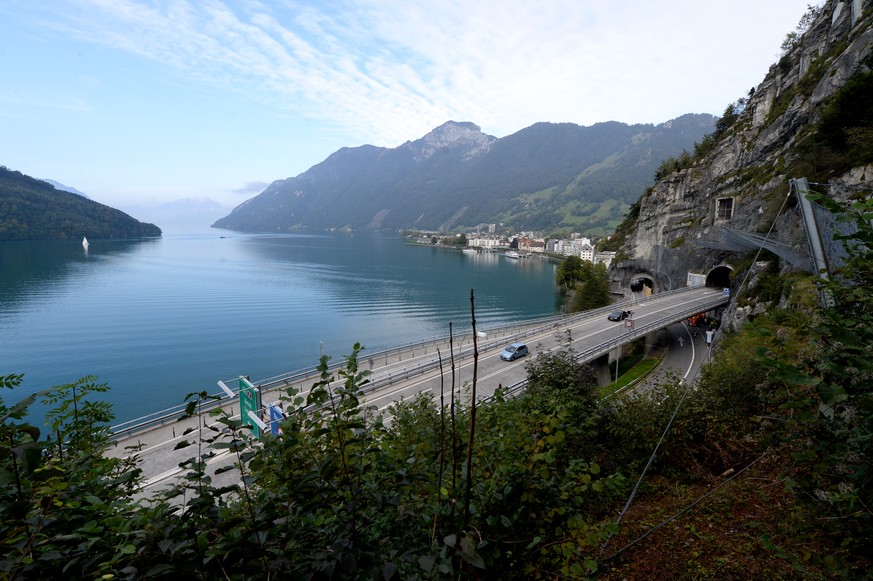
[
  {"xmin": 705, "ymin": 265, "xmax": 733, "ymax": 289},
  {"xmin": 628, "ymin": 267, "xmax": 674, "ymax": 294},
  {"xmin": 630, "ymin": 275, "xmax": 656, "ymax": 295}
]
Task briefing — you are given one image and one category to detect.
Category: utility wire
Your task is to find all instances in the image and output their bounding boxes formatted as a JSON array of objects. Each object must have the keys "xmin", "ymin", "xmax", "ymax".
[
  {"xmin": 604, "ymin": 449, "xmax": 771, "ymax": 562},
  {"xmin": 597, "ymin": 375, "xmax": 693, "ymax": 561}
]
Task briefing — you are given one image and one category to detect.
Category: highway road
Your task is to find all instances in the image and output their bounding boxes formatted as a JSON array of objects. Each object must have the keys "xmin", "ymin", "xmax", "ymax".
[
  {"xmin": 109, "ymin": 285, "xmax": 729, "ymax": 495},
  {"xmin": 617, "ymin": 320, "xmax": 715, "ymax": 399}
]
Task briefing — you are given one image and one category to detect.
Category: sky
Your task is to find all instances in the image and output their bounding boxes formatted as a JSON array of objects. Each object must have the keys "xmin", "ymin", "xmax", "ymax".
[{"xmin": 0, "ymin": 1, "xmax": 816, "ymax": 210}]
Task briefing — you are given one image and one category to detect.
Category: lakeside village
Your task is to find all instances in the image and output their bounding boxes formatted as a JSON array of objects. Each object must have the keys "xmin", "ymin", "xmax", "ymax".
[{"xmin": 402, "ymin": 223, "xmax": 617, "ymax": 267}]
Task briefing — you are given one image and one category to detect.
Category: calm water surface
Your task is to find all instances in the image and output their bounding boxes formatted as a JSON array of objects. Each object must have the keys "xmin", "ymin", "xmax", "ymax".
[{"xmin": 1, "ymin": 230, "xmax": 559, "ymax": 423}]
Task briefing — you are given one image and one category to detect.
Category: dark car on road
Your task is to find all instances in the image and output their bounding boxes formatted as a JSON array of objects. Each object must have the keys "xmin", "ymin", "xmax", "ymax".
[
  {"xmin": 499, "ymin": 342, "xmax": 529, "ymax": 361},
  {"xmin": 608, "ymin": 309, "xmax": 632, "ymax": 322}
]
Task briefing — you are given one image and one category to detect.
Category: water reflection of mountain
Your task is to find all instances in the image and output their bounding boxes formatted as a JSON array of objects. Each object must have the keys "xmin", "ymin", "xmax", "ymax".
[{"xmin": 0, "ymin": 238, "xmax": 158, "ymax": 310}]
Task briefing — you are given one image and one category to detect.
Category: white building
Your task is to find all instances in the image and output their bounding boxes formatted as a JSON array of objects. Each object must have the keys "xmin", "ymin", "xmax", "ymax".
[
  {"xmin": 578, "ymin": 243, "xmax": 594, "ymax": 262},
  {"xmin": 553, "ymin": 238, "xmax": 595, "ymax": 261},
  {"xmin": 469, "ymin": 236, "xmax": 502, "ymax": 249}
]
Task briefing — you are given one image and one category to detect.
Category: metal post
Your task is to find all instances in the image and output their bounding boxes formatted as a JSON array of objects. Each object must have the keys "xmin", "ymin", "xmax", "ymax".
[
  {"xmin": 614, "ymin": 342, "xmax": 620, "ymax": 383},
  {"xmin": 794, "ymin": 177, "xmax": 834, "ymax": 307},
  {"xmin": 648, "ymin": 268, "xmax": 672, "ymax": 291}
]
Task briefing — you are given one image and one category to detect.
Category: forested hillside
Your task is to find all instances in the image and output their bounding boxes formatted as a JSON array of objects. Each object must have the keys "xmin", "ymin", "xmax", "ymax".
[
  {"xmin": 0, "ymin": 166, "xmax": 161, "ymax": 240},
  {"xmin": 213, "ymin": 115, "xmax": 714, "ymax": 235}
]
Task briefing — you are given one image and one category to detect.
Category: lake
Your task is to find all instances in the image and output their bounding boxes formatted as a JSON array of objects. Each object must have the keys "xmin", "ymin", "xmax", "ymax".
[{"xmin": 1, "ymin": 229, "xmax": 559, "ymax": 424}]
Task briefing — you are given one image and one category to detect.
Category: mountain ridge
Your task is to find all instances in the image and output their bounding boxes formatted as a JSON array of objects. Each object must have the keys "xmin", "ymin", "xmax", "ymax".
[
  {"xmin": 213, "ymin": 115, "xmax": 715, "ymax": 234},
  {"xmin": 0, "ymin": 166, "xmax": 161, "ymax": 240}
]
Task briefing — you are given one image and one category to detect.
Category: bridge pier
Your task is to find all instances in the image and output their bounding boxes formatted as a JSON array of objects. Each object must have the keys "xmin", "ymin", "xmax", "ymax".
[
  {"xmin": 644, "ymin": 330, "xmax": 659, "ymax": 356},
  {"xmin": 591, "ymin": 353, "xmax": 613, "ymax": 387}
]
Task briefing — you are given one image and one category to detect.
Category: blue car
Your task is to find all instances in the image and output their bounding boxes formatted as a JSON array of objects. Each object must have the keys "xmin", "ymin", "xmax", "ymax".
[{"xmin": 500, "ymin": 342, "xmax": 529, "ymax": 361}]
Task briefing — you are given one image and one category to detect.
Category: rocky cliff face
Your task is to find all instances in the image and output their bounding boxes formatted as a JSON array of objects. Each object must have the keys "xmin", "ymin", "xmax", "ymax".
[
  {"xmin": 403, "ymin": 121, "xmax": 496, "ymax": 162},
  {"xmin": 613, "ymin": 0, "xmax": 872, "ymax": 299}
]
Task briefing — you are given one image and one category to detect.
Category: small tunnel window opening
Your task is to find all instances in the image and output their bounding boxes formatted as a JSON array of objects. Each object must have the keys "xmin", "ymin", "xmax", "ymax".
[{"xmin": 716, "ymin": 197, "xmax": 734, "ymax": 221}]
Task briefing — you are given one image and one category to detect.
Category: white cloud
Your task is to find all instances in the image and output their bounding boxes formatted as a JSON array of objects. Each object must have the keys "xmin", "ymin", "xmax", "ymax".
[
  {"xmin": 232, "ymin": 180, "xmax": 270, "ymax": 195},
  {"xmin": 21, "ymin": 0, "xmax": 811, "ymax": 146},
  {"xmin": 1, "ymin": 0, "xmax": 816, "ymax": 206}
]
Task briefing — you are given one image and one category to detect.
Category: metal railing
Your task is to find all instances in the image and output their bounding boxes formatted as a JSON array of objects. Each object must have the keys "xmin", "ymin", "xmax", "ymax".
[
  {"xmin": 570, "ymin": 293, "xmax": 728, "ymax": 364},
  {"xmin": 110, "ymin": 286, "xmax": 712, "ymax": 438}
]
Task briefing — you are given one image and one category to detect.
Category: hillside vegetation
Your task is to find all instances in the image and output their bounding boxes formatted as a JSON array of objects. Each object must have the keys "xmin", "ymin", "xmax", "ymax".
[{"xmin": 0, "ymin": 166, "xmax": 161, "ymax": 240}]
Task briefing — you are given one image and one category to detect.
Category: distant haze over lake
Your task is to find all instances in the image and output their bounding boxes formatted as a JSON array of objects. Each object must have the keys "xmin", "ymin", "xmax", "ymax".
[{"xmin": 118, "ymin": 198, "xmax": 231, "ymax": 229}]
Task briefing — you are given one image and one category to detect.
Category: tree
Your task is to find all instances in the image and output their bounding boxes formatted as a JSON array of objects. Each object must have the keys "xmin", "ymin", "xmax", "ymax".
[
  {"xmin": 556, "ymin": 255, "xmax": 587, "ymax": 290},
  {"xmin": 557, "ymin": 257, "xmax": 609, "ymax": 313},
  {"xmin": 1, "ymin": 375, "xmax": 144, "ymax": 579},
  {"xmin": 714, "ymin": 102, "xmax": 741, "ymax": 136},
  {"xmin": 570, "ymin": 262, "xmax": 610, "ymax": 312}
]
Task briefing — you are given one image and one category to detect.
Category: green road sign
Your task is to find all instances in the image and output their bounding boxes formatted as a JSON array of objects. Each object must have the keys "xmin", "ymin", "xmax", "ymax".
[{"xmin": 238, "ymin": 376, "xmax": 262, "ymax": 438}]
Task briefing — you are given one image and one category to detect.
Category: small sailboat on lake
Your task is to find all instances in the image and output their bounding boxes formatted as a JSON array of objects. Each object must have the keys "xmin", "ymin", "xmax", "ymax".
[{"xmin": 82, "ymin": 236, "xmax": 89, "ymax": 250}]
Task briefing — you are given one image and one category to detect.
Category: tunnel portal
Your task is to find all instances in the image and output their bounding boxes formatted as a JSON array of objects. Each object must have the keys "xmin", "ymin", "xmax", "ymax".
[
  {"xmin": 630, "ymin": 276, "xmax": 656, "ymax": 295},
  {"xmin": 705, "ymin": 265, "xmax": 733, "ymax": 289}
]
